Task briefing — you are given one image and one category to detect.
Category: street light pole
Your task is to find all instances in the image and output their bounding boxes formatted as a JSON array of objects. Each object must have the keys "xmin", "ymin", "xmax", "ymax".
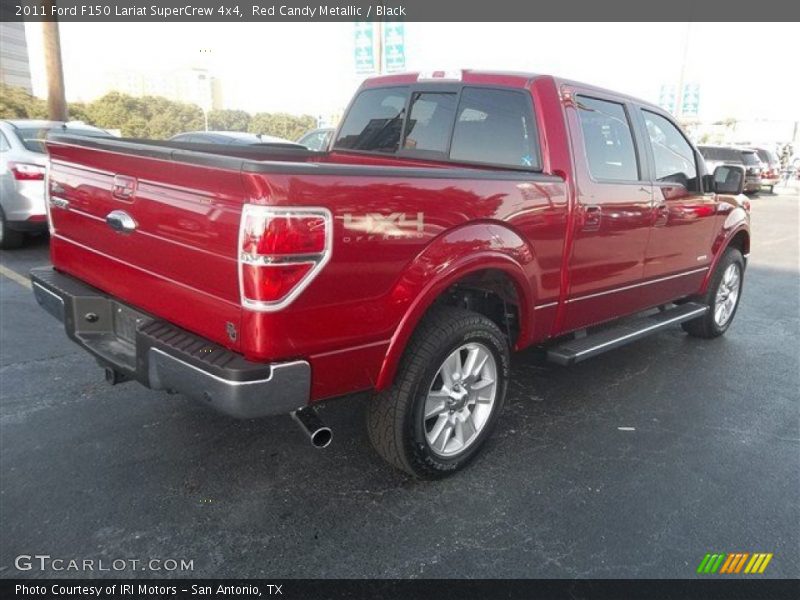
[
  {"xmin": 675, "ymin": 22, "xmax": 691, "ymax": 119},
  {"xmin": 376, "ymin": 21, "xmax": 384, "ymax": 75},
  {"xmin": 41, "ymin": 1, "xmax": 68, "ymax": 121}
]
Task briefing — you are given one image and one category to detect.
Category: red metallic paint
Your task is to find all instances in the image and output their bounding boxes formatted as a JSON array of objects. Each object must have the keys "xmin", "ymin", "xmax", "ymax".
[{"xmin": 45, "ymin": 72, "xmax": 749, "ymax": 403}]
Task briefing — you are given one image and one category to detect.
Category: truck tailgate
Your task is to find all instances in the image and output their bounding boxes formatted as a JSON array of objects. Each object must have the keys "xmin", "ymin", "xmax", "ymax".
[{"xmin": 46, "ymin": 140, "xmax": 244, "ymax": 350}]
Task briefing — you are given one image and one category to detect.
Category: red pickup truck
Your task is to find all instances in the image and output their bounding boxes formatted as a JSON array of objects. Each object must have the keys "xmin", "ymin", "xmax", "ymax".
[{"xmin": 31, "ymin": 71, "xmax": 750, "ymax": 478}]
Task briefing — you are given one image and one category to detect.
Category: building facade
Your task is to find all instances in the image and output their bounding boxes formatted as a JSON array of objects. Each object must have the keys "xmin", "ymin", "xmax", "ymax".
[
  {"xmin": 102, "ymin": 66, "xmax": 222, "ymax": 110},
  {"xmin": 0, "ymin": 22, "xmax": 33, "ymax": 92}
]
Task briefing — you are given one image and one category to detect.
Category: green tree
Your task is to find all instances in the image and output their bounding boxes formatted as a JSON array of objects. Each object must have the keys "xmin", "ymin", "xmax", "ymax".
[
  {"xmin": 249, "ymin": 112, "xmax": 315, "ymax": 141},
  {"xmin": 0, "ymin": 85, "xmax": 48, "ymax": 119},
  {"xmin": 84, "ymin": 92, "xmax": 203, "ymax": 138},
  {"xmin": 207, "ymin": 109, "xmax": 250, "ymax": 132},
  {"xmin": 1, "ymin": 85, "xmax": 318, "ymax": 142},
  {"xmin": 138, "ymin": 96, "xmax": 204, "ymax": 138},
  {"xmin": 66, "ymin": 101, "xmax": 90, "ymax": 123},
  {"xmin": 84, "ymin": 92, "xmax": 146, "ymax": 136}
]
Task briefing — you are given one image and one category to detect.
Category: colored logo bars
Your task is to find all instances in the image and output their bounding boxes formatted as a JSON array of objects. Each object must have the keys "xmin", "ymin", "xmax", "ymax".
[{"xmin": 697, "ymin": 552, "xmax": 773, "ymax": 574}]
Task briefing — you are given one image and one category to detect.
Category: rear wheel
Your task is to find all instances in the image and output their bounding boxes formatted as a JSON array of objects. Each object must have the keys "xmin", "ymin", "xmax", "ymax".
[
  {"xmin": 682, "ymin": 248, "xmax": 744, "ymax": 338},
  {"xmin": 366, "ymin": 306, "xmax": 510, "ymax": 479},
  {"xmin": 0, "ymin": 208, "xmax": 25, "ymax": 250}
]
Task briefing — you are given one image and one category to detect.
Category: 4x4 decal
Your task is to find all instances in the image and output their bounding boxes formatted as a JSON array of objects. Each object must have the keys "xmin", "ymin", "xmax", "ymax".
[{"xmin": 343, "ymin": 212, "xmax": 424, "ymax": 241}]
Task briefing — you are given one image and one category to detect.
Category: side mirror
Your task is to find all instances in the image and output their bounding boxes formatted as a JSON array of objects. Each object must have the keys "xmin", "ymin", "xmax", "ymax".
[{"xmin": 712, "ymin": 165, "xmax": 745, "ymax": 195}]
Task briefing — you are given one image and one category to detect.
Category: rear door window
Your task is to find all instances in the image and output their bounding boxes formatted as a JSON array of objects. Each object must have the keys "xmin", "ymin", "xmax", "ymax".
[
  {"xmin": 576, "ymin": 96, "xmax": 639, "ymax": 182},
  {"xmin": 334, "ymin": 87, "xmax": 408, "ymax": 153},
  {"xmin": 449, "ymin": 87, "xmax": 539, "ymax": 169}
]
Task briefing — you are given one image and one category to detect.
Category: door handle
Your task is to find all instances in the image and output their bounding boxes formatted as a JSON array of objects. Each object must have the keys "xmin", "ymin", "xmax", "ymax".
[
  {"xmin": 653, "ymin": 202, "xmax": 669, "ymax": 226},
  {"xmin": 582, "ymin": 205, "xmax": 601, "ymax": 231},
  {"xmin": 106, "ymin": 210, "xmax": 137, "ymax": 234}
]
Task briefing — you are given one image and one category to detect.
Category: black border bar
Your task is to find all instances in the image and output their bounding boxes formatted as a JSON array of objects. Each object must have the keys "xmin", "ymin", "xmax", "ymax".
[
  {"xmin": 3, "ymin": 579, "xmax": 800, "ymax": 600},
  {"xmin": 3, "ymin": 0, "xmax": 799, "ymax": 22}
]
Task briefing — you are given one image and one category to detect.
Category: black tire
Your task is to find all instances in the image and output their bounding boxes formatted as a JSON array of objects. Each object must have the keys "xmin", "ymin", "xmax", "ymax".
[
  {"xmin": 366, "ymin": 305, "xmax": 510, "ymax": 479},
  {"xmin": 0, "ymin": 207, "xmax": 25, "ymax": 250},
  {"xmin": 682, "ymin": 248, "xmax": 744, "ymax": 338}
]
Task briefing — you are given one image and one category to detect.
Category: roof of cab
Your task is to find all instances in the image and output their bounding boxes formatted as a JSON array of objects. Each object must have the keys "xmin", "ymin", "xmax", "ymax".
[
  {"xmin": 362, "ymin": 69, "xmax": 540, "ymax": 89},
  {"xmin": 361, "ymin": 70, "xmax": 663, "ymax": 113}
]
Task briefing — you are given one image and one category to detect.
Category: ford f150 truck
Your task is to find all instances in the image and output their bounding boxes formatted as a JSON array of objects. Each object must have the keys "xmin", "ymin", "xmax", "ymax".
[{"xmin": 30, "ymin": 71, "xmax": 750, "ymax": 478}]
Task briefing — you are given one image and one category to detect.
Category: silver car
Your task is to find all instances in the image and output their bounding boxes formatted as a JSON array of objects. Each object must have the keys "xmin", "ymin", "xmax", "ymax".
[
  {"xmin": 297, "ymin": 127, "xmax": 334, "ymax": 151},
  {"xmin": 0, "ymin": 120, "xmax": 112, "ymax": 248}
]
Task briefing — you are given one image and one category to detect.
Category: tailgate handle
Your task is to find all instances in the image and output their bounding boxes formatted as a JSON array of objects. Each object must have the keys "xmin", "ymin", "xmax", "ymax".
[
  {"xmin": 106, "ymin": 210, "xmax": 137, "ymax": 234},
  {"xmin": 111, "ymin": 174, "xmax": 137, "ymax": 200}
]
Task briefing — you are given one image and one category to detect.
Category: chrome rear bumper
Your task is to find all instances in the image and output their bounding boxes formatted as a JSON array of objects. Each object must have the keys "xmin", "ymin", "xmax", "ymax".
[{"xmin": 30, "ymin": 267, "xmax": 310, "ymax": 419}]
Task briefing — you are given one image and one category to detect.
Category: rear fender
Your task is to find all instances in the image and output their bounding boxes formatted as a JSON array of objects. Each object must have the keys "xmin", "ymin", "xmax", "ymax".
[{"xmin": 375, "ymin": 222, "xmax": 537, "ymax": 391}]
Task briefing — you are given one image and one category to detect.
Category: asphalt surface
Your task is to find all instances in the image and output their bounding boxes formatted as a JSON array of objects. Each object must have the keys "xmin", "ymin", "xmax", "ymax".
[{"xmin": 1, "ymin": 186, "xmax": 798, "ymax": 579}]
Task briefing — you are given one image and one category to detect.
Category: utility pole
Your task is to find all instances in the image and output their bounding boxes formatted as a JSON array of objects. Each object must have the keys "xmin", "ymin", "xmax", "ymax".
[{"xmin": 41, "ymin": 1, "xmax": 68, "ymax": 121}]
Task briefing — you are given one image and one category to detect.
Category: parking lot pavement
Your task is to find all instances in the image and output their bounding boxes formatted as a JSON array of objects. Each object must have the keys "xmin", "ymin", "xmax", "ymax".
[{"xmin": 1, "ymin": 187, "xmax": 798, "ymax": 579}]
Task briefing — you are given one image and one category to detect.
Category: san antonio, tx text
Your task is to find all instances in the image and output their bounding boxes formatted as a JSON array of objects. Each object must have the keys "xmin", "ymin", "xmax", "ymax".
[{"xmin": 16, "ymin": 583, "xmax": 278, "ymax": 597}]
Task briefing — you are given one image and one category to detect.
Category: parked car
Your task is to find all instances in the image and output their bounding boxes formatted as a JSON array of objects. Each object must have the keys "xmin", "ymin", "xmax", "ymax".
[
  {"xmin": 31, "ymin": 71, "xmax": 750, "ymax": 478},
  {"xmin": 169, "ymin": 131, "xmax": 302, "ymax": 147},
  {"xmin": 751, "ymin": 147, "xmax": 781, "ymax": 192},
  {"xmin": 738, "ymin": 149, "xmax": 763, "ymax": 194},
  {"xmin": 698, "ymin": 145, "xmax": 761, "ymax": 194},
  {"xmin": 297, "ymin": 127, "xmax": 334, "ymax": 151},
  {"xmin": 0, "ymin": 120, "xmax": 112, "ymax": 249}
]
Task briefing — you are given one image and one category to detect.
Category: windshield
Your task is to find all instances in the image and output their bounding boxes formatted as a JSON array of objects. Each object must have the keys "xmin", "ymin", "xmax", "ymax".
[{"xmin": 15, "ymin": 126, "xmax": 110, "ymax": 154}]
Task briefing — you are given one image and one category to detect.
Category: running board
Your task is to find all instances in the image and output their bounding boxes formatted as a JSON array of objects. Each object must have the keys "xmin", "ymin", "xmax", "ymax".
[{"xmin": 546, "ymin": 303, "xmax": 708, "ymax": 366}]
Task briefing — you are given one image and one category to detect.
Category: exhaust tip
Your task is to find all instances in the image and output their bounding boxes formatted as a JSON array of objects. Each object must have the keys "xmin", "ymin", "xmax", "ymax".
[
  {"xmin": 291, "ymin": 407, "xmax": 332, "ymax": 449},
  {"xmin": 310, "ymin": 427, "xmax": 333, "ymax": 449}
]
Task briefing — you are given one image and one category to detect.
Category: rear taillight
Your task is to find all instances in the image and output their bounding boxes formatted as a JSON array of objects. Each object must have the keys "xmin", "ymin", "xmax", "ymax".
[
  {"xmin": 9, "ymin": 162, "xmax": 46, "ymax": 181},
  {"xmin": 238, "ymin": 205, "xmax": 332, "ymax": 311}
]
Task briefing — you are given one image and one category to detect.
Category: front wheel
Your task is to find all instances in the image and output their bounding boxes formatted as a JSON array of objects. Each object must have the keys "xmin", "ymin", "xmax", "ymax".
[
  {"xmin": 366, "ymin": 306, "xmax": 510, "ymax": 479},
  {"xmin": 682, "ymin": 248, "xmax": 744, "ymax": 338}
]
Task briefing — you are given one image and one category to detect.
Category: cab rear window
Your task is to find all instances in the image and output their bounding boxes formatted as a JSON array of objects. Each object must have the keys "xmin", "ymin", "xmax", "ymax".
[
  {"xmin": 334, "ymin": 85, "xmax": 541, "ymax": 170},
  {"xmin": 449, "ymin": 88, "xmax": 539, "ymax": 169},
  {"xmin": 334, "ymin": 87, "xmax": 408, "ymax": 153}
]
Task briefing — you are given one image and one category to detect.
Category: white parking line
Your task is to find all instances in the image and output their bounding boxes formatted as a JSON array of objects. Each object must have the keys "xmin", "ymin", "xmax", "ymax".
[{"xmin": 0, "ymin": 264, "xmax": 32, "ymax": 289}]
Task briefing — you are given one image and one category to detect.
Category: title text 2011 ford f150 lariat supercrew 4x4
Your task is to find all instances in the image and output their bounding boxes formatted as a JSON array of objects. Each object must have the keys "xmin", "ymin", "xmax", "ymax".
[{"xmin": 31, "ymin": 71, "xmax": 750, "ymax": 478}]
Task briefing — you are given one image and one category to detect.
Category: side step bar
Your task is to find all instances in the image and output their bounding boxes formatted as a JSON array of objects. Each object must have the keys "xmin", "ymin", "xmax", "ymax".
[{"xmin": 546, "ymin": 303, "xmax": 708, "ymax": 366}]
